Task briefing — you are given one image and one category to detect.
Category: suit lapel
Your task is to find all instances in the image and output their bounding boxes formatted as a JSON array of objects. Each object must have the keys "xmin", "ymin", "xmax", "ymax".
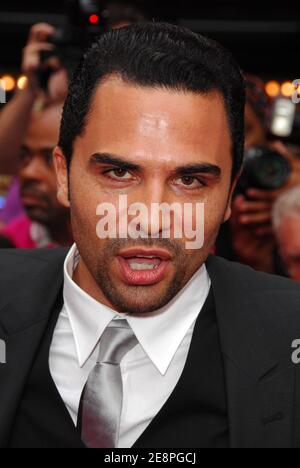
[
  {"xmin": 135, "ymin": 255, "xmax": 296, "ymax": 449},
  {"xmin": 0, "ymin": 251, "xmax": 295, "ymax": 448},
  {"xmin": 0, "ymin": 252, "xmax": 65, "ymax": 447},
  {"xmin": 206, "ymin": 255, "xmax": 295, "ymax": 448},
  {"xmin": 132, "ymin": 289, "xmax": 224, "ymax": 448}
]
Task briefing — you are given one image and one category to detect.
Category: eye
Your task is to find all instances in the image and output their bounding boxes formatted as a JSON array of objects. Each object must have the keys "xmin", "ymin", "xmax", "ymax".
[
  {"xmin": 19, "ymin": 149, "xmax": 32, "ymax": 167},
  {"xmin": 104, "ymin": 167, "xmax": 132, "ymax": 180},
  {"xmin": 175, "ymin": 176, "xmax": 205, "ymax": 189},
  {"xmin": 43, "ymin": 150, "xmax": 54, "ymax": 167}
]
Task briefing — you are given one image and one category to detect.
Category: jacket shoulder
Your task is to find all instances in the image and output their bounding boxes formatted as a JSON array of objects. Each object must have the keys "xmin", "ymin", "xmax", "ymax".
[
  {"xmin": 0, "ymin": 248, "xmax": 68, "ymax": 285},
  {"xmin": 207, "ymin": 255, "xmax": 300, "ymax": 351},
  {"xmin": 207, "ymin": 254, "xmax": 300, "ymax": 293}
]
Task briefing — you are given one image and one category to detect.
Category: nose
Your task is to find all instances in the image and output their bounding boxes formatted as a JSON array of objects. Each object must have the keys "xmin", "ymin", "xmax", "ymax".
[
  {"xmin": 20, "ymin": 155, "xmax": 46, "ymax": 184},
  {"xmin": 127, "ymin": 179, "xmax": 176, "ymax": 239}
]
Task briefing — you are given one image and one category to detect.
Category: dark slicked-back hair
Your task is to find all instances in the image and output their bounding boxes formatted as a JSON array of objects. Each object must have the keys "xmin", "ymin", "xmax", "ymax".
[{"xmin": 59, "ymin": 22, "xmax": 245, "ymax": 178}]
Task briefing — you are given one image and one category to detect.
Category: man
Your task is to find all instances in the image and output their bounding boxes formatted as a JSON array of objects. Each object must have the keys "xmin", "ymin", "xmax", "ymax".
[
  {"xmin": 0, "ymin": 23, "xmax": 300, "ymax": 449},
  {"xmin": 0, "ymin": 22, "xmax": 68, "ymax": 176},
  {"xmin": 0, "ymin": 104, "xmax": 72, "ymax": 248},
  {"xmin": 0, "ymin": 22, "xmax": 69, "ymax": 229},
  {"xmin": 273, "ymin": 185, "xmax": 300, "ymax": 281},
  {"xmin": 218, "ymin": 75, "xmax": 300, "ymax": 274},
  {"xmin": 228, "ymin": 141, "xmax": 300, "ymax": 274}
]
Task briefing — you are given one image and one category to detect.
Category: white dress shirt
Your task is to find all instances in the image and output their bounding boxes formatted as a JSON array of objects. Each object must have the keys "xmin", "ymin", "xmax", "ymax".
[{"xmin": 49, "ymin": 244, "xmax": 211, "ymax": 448}]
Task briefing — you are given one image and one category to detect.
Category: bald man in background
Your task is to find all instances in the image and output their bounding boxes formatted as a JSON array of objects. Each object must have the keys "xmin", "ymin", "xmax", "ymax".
[{"xmin": 1, "ymin": 104, "xmax": 72, "ymax": 248}]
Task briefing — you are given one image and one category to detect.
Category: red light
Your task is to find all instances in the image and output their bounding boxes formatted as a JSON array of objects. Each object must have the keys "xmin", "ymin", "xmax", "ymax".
[{"xmin": 89, "ymin": 14, "xmax": 100, "ymax": 25}]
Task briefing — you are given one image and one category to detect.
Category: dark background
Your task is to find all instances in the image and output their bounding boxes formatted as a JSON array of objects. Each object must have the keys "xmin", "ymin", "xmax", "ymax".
[{"xmin": 0, "ymin": 0, "xmax": 299, "ymax": 79}]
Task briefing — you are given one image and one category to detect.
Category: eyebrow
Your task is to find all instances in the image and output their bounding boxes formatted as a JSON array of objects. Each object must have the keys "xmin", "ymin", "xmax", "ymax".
[
  {"xmin": 90, "ymin": 153, "xmax": 140, "ymax": 171},
  {"xmin": 20, "ymin": 145, "xmax": 54, "ymax": 154},
  {"xmin": 174, "ymin": 163, "xmax": 221, "ymax": 178},
  {"xmin": 90, "ymin": 152, "xmax": 221, "ymax": 178}
]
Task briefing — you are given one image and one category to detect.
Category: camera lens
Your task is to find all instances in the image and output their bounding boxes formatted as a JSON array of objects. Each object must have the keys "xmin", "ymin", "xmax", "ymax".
[{"xmin": 239, "ymin": 147, "xmax": 291, "ymax": 192}]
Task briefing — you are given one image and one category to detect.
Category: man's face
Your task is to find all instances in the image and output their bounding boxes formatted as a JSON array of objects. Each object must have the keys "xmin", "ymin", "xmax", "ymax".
[
  {"xmin": 277, "ymin": 215, "xmax": 300, "ymax": 282},
  {"xmin": 55, "ymin": 76, "xmax": 236, "ymax": 314},
  {"xmin": 20, "ymin": 105, "xmax": 67, "ymax": 225}
]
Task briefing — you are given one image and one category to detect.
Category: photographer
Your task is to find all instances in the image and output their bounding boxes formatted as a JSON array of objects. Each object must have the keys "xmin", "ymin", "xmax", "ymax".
[
  {"xmin": 0, "ymin": 23, "xmax": 68, "ymax": 175},
  {"xmin": 1, "ymin": 22, "xmax": 300, "ymax": 449},
  {"xmin": 0, "ymin": 1, "xmax": 148, "ymax": 226},
  {"xmin": 218, "ymin": 75, "xmax": 300, "ymax": 274},
  {"xmin": 273, "ymin": 185, "xmax": 300, "ymax": 281},
  {"xmin": 230, "ymin": 141, "xmax": 300, "ymax": 273},
  {"xmin": 0, "ymin": 1, "xmax": 149, "ymax": 176}
]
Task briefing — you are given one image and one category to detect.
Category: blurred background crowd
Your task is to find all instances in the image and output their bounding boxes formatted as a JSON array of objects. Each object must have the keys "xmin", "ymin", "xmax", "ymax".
[{"xmin": 0, "ymin": 0, "xmax": 300, "ymax": 281}]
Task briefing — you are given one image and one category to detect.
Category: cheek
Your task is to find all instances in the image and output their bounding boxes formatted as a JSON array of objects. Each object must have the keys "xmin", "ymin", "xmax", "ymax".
[
  {"xmin": 204, "ymin": 186, "xmax": 229, "ymax": 218},
  {"xmin": 69, "ymin": 178, "xmax": 99, "ymax": 239},
  {"xmin": 69, "ymin": 177, "xmax": 123, "ymax": 247},
  {"xmin": 48, "ymin": 177, "xmax": 59, "ymax": 197},
  {"xmin": 203, "ymin": 192, "xmax": 229, "ymax": 240},
  {"xmin": 203, "ymin": 212, "xmax": 221, "ymax": 248}
]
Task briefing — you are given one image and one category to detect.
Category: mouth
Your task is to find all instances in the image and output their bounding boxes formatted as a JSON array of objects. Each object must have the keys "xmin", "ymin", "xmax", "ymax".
[
  {"xmin": 21, "ymin": 191, "xmax": 47, "ymax": 208},
  {"xmin": 116, "ymin": 248, "xmax": 173, "ymax": 286},
  {"xmin": 22, "ymin": 195, "xmax": 42, "ymax": 205}
]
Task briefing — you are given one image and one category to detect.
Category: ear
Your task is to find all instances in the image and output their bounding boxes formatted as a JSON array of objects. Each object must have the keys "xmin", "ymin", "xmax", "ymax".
[
  {"xmin": 223, "ymin": 171, "xmax": 241, "ymax": 223},
  {"xmin": 53, "ymin": 146, "xmax": 70, "ymax": 208}
]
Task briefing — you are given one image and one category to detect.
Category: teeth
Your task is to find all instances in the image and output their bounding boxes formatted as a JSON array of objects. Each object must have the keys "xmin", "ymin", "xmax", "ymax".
[
  {"xmin": 129, "ymin": 262, "xmax": 158, "ymax": 271},
  {"xmin": 135, "ymin": 255, "xmax": 157, "ymax": 259}
]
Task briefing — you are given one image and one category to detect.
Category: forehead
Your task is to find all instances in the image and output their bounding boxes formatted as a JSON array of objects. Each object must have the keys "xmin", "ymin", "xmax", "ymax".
[
  {"xmin": 76, "ymin": 76, "xmax": 232, "ymax": 169},
  {"xmin": 24, "ymin": 106, "xmax": 61, "ymax": 151}
]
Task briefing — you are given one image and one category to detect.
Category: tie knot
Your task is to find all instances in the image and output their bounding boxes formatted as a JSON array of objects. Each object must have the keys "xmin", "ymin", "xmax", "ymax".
[{"xmin": 97, "ymin": 319, "xmax": 138, "ymax": 365}]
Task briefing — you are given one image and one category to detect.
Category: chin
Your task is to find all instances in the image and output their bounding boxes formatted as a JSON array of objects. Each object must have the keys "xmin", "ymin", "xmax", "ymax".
[
  {"xmin": 25, "ymin": 209, "xmax": 50, "ymax": 224},
  {"xmin": 107, "ymin": 283, "xmax": 179, "ymax": 315},
  {"xmin": 115, "ymin": 301, "xmax": 167, "ymax": 316}
]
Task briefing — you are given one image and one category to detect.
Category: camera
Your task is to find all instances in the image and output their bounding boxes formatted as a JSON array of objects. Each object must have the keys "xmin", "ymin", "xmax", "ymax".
[
  {"xmin": 238, "ymin": 146, "xmax": 291, "ymax": 193},
  {"xmin": 38, "ymin": 0, "xmax": 149, "ymax": 90},
  {"xmin": 39, "ymin": 0, "xmax": 104, "ymax": 89}
]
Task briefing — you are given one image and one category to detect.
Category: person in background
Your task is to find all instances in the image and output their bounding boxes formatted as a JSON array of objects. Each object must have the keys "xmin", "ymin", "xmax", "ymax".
[
  {"xmin": 0, "ymin": 22, "xmax": 68, "ymax": 229},
  {"xmin": 230, "ymin": 144, "xmax": 300, "ymax": 273},
  {"xmin": 216, "ymin": 75, "xmax": 272, "ymax": 268},
  {"xmin": 0, "ymin": 1, "xmax": 148, "ymax": 176},
  {"xmin": 1, "ymin": 23, "xmax": 300, "ymax": 449},
  {"xmin": 272, "ymin": 185, "xmax": 300, "ymax": 282},
  {"xmin": 0, "ymin": 4, "xmax": 148, "ymax": 225},
  {"xmin": 0, "ymin": 104, "xmax": 72, "ymax": 248},
  {"xmin": 244, "ymin": 74, "xmax": 270, "ymax": 150},
  {"xmin": 219, "ymin": 75, "xmax": 300, "ymax": 273},
  {"xmin": 0, "ymin": 23, "xmax": 68, "ymax": 176}
]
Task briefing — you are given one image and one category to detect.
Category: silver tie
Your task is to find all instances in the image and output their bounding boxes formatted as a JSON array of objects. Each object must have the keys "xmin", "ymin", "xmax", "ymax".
[{"xmin": 79, "ymin": 319, "xmax": 138, "ymax": 448}]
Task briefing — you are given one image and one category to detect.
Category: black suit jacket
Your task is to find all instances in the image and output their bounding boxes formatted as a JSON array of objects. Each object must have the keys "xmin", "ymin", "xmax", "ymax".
[{"xmin": 0, "ymin": 248, "xmax": 300, "ymax": 448}]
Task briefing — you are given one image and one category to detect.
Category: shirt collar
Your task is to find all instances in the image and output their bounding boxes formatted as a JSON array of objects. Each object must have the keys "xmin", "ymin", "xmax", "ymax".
[{"xmin": 63, "ymin": 244, "xmax": 211, "ymax": 375}]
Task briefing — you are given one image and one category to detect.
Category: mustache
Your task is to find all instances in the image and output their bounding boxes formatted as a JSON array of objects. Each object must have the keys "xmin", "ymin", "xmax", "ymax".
[
  {"xmin": 102, "ymin": 238, "xmax": 183, "ymax": 257},
  {"xmin": 20, "ymin": 183, "xmax": 49, "ymax": 201}
]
